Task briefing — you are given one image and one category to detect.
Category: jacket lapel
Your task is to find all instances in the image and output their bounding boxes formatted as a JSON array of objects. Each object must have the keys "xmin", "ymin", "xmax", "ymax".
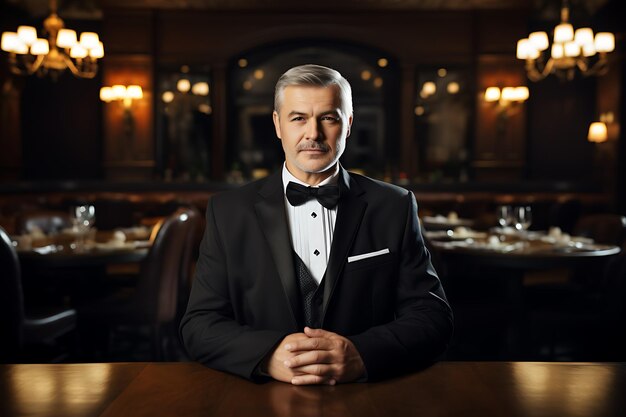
[
  {"xmin": 322, "ymin": 168, "xmax": 367, "ymax": 320},
  {"xmin": 254, "ymin": 172, "xmax": 300, "ymax": 328}
]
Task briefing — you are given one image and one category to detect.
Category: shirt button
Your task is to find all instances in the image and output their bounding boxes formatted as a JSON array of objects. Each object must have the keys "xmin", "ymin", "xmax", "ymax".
[
  {"xmin": 313, "ymin": 249, "xmax": 320, "ymax": 256},
  {"xmin": 311, "ymin": 212, "xmax": 317, "ymax": 218}
]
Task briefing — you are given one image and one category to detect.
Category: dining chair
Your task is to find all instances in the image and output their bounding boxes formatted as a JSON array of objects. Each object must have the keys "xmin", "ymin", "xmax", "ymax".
[
  {"xmin": 527, "ymin": 252, "xmax": 626, "ymax": 361},
  {"xmin": 176, "ymin": 206, "xmax": 203, "ymax": 325},
  {"xmin": 78, "ymin": 207, "xmax": 193, "ymax": 361},
  {"xmin": 0, "ymin": 226, "xmax": 77, "ymax": 363}
]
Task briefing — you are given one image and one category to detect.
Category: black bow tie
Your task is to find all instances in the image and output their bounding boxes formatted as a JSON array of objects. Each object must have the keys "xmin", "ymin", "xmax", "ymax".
[{"xmin": 286, "ymin": 181, "xmax": 340, "ymax": 209}]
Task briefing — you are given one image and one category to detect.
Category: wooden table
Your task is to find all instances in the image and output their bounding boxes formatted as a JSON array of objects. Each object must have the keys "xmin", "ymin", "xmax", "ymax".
[{"xmin": 1, "ymin": 362, "xmax": 625, "ymax": 417}]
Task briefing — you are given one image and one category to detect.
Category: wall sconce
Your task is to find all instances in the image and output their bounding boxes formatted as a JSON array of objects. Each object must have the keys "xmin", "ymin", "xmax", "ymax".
[
  {"xmin": 484, "ymin": 86, "xmax": 529, "ymax": 113},
  {"xmin": 100, "ymin": 84, "xmax": 143, "ymax": 108},
  {"xmin": 100, "ymin": 84, "xmax": 143, "ymax": 141},
  {"xmin": 588, "ymin": 122, "xmax": 607, "ymax": 143}
]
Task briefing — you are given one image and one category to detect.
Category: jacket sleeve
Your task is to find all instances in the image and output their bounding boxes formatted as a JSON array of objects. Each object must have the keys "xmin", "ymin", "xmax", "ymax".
[
  {"xmin": 179, "ymin": 198, "xmax": 288, "ymax": 381},
  {"xmin": 347, "ymin": 192, "xmax": 454, "ymax": 380}
]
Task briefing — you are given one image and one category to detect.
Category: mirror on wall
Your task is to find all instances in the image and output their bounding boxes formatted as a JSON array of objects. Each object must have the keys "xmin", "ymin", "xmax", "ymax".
[
  {"xmin": 414, "ymin": 67, "xmax": 472, "ymax": 182},
  {"xmin": 156, "ymin": 64, "xmax": 213, "ymax": 182}
]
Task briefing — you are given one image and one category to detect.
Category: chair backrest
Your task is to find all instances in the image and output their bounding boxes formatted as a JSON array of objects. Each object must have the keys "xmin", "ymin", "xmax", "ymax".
[
  {"xmin": 176, "ymin": 207, "xmax": 203, "ymax": 317},
  {"xmin": 573, "ymin": 214, "xmax": 626, "ymax": 246},
  {"xmin": 134, "ymin": 208, "xmax": 193, "ymax": 324},
  {"xmin": 17, "ymin": 211, "xmax": 72, "ymax": 235},
  {"xmin": 0, "ymin": 226, "xmax": 25, "ymax": 359}
]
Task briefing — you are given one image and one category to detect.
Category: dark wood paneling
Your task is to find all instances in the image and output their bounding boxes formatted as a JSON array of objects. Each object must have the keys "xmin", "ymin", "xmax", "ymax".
[
  {"xmin": 473, "ymin": 55, "xmax": 527, "ymax": 181},
  {"xmin": 101, "ymin": 55, "xmax": 155, "ymax": 180}
]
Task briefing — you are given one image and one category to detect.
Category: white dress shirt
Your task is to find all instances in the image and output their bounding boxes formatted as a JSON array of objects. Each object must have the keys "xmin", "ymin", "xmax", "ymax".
[{"xmin": 282, "ymin": 163, "xmax": 339, "ymax": 285}]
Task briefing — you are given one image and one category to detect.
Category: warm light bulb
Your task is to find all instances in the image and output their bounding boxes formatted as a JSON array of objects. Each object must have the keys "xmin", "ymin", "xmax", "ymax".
[
  {"xmin": 126, "ymin": 85, "xmax": 143, "ymax": 100},
  {"xmin": 1, "ymin": 32, "xmax": 20, "ymax": 53},
  {"xmin": 162, "ymin": 91, "xmax": 174, "ymax": 103},
  {"xmin": 30, "ymin": 39, "xmax": 49, "ymax": 55},
  {"xmin": 377, "ymin": 58, "xmax": 388, "ymax": 68},
  {"xmin": 70, "ymin": 45, "xmax": 88, "ymax": 58},
  {"xmin": 89, "ymin": 41, "xmax": 104, "ymax": 58},
  {"xmin": 588, "ymin": 122, "xmax": 608, "ymax": 143},
  {"xmin": 111, "ymin": 85, "xmax": 127, "ymax": 100},
  {"xmin": 79, "ymin": 32, "xmax": 100, "ymax": 50},
  {"xmin": 422, "ymin": 81, "xmax": 436, "ymax": 96},
  {"xmin": 177, "ymin": 79, "xmax": 191, "ymax": 93},
  {"xmin": 516, "ymin": 39, "xmax": 531, "ymax": 59},
  {"xmin": 554, "ymin": 23, "xmax": 574, "ymax": 43},
  {"xmin": 529, "ymin": 32, "xmax": 549, "ymax": 51},
  {"xmin": 447, "ymin": 82, "xmax": 460, "ymax": 94},
  {"xmin": 17, "ymin": 26, "xmax": 37, "ymax": 46},
  {"xmin": 564, "ymin": 41, "xmax": 580, "ymax": 57},
  {"xmin": 582, "ymin": 43, "xmax": 596, "ymax": 57},
  {"xmin": 484, "ymin": 87, "xmax": 500, "ymax": 102},
  {"xmin": 574, "ymin": 28, "xmax": 594, "ymax": 46},
  {"xmin": 594, "ymin": 33, "xmax": 615, "ymax": 53},
  {"xmin": 56, "ymin": 29, "xmax": 78, "ymax": 48},
  {"xmin": 191, "ymin": 82, "xmax": 209, "ymax": 96},
  {"xmin": 100, "ymin": 87, "xmax": 114, "ymax": 102},
  {"xmin": 501, "ymin": 87, "xmax": 516, "ymax": 102},
  {"xmin": 551, "ymin": 43, "xmax": 564, "ymax": 59},
  {"xmin": 514, "ymin": 86, "xmax": 529, "ymax": 102}
]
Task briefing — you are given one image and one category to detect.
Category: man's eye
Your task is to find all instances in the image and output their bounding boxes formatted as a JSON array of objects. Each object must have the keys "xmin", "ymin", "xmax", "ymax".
[
  {"xmin": 322, "ymin": 116, "xmax": 339, "ymax": 122},
  {"xmin": 290, "ymin": 116, "xmax": 305, "ymax": 122}
]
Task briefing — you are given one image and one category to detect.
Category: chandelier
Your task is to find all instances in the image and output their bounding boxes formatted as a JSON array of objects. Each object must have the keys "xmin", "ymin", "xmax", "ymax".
[
  {"xmin": 516, "ymin": 0, "xmax": 615, "ymax": 81},
  {"xmin": 0, "ymin": 0, "xmax": 104, "ymax": 79}
]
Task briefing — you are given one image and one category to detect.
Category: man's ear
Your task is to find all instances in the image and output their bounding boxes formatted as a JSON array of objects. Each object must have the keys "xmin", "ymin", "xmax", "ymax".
[
  {"xmin": 272, "ymin": 111, "xmax": 282, "ymax": 139},
  {"xmin": 346, "ymin": 114, "xmax": 353, "ymax": 138}
]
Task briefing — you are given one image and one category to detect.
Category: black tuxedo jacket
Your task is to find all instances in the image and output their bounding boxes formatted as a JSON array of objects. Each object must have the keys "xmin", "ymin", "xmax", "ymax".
[{"xmin": 180, "ymin": 168, "xmax": 453, "ymax": 381}]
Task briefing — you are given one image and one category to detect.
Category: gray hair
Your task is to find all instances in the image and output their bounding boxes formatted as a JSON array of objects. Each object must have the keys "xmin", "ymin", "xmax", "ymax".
[{"xmin": 274, "ymin": 64, "xmax": 353, "ymax": 117}]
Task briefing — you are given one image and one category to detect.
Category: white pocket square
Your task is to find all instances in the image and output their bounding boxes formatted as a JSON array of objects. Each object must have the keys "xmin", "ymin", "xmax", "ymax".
[{"xmin": 348, "ymin": 248, "xmax": 390, "ymax": 263}]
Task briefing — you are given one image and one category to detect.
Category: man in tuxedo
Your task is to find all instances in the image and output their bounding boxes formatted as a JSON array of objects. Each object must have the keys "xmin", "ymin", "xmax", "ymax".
[{"xmin": 181, "ymin": 64, "xmax": 453, "ymax": 385}]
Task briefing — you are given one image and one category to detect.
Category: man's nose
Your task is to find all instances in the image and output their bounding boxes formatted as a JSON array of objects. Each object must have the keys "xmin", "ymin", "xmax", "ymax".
[{"xmin": 304, "ymin": 120, "xmax": 322, "ymax": 140}]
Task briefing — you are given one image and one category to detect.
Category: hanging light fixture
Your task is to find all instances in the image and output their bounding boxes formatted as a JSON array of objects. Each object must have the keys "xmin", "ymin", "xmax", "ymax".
[
  {"xmin": 516, "ymin": 0, "xmax": 614, "ymax": 81},
  {"xmin": 0, "ymin": 0, "xmax": 104, "ymax": 80}
]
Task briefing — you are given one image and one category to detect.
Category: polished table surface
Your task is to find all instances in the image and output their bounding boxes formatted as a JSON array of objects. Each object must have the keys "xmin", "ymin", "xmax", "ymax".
[{"xmin": 1, "ymin": 361, "xmax": 625, "ymax": 417}]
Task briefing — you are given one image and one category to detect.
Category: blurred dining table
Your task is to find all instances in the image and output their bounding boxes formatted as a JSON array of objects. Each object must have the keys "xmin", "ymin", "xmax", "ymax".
[
  {"xmin": 13, "ymin": 227, "xmax": 153, "ymax": 305},
  {"xmin": 426, "ymin": 227, "xmax": 621, "ymax": 358},
  {"xmin": 1, "ymin": 361, "xmax": 625, "ymax": 417}
]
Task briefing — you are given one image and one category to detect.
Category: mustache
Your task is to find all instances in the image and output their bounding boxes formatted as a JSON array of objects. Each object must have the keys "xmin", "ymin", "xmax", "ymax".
[{"xmin": 297, "ymin": 142, "xmax": 329, "ymax": 152}]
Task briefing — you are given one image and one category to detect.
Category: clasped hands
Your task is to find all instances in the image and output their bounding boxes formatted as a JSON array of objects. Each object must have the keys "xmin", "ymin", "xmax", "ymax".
[{"xmin": 265, "ymin": 327, "xmax": 365, "ymax": 385}]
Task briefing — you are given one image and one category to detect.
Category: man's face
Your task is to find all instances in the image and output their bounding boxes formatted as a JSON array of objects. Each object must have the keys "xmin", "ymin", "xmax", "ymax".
[{"xmin": 273, "ymin": 85, "xmax": 352, "ymax": 184}]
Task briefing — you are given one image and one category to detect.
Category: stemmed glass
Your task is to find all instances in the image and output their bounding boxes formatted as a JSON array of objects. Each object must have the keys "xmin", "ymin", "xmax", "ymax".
[
  {"xmin": 72, "ymin": 205, "xmax": 95, "ymax": 251},
  {"xmin": 513, "ymin": 206, "xmax": 532, "ymax": 235},
  {"xmin": 497, "ymin": 205, "xmax": 513, "ymax": 229}
]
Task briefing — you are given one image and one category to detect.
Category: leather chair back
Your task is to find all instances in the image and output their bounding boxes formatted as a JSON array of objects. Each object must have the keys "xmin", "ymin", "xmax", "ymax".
[
  {"xmin": 0, "ymin": 227, "xmax": 25, "ymax": 358},
  {"xmin": 135, "ymin": 208, "xmax": 193, "ymax": 324}
]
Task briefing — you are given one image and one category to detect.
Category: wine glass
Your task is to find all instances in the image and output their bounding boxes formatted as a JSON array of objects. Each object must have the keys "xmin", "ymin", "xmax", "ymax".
[
  {"xmin": 496, "ymin": 205, "xmax": 513, "ymax": 229},
  {"xmin": 72, "ymin": 205, "xmax": 95, "ymax": 250},
  {"xmin": 513, "ymin": 206, "xmax": 532, "ymax": 234}
]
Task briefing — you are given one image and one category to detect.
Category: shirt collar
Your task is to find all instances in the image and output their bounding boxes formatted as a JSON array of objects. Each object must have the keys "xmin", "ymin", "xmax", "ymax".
[{"xmin": 282, "ymin": 163, "xmax": 340, "ymax": 195}]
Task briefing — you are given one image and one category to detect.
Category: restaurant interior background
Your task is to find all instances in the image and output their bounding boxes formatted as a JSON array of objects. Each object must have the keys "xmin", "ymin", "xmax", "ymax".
[{"xmin": 0, "ymin": 0, "xmax": 625, "ymax": 363}]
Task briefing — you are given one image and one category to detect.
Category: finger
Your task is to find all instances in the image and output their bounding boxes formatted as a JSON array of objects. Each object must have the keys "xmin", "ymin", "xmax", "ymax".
[
  {"xmin": 291, "ymin": 374, "xmax": 336, "ymax": 386},
  {"xmin": 285, "ymin": 337, "xmax": 334, "ymax": 352},
  {"xmin": 284, "ymin": 350, "xmax": 332, "ymax": 368},
  {"xmin": 291, "ymin": 363, "xmax": 338, "ymax": 378},
  {"xmin": 304, "ymin": 327, "xmax": 336, "ymax": 338}
]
